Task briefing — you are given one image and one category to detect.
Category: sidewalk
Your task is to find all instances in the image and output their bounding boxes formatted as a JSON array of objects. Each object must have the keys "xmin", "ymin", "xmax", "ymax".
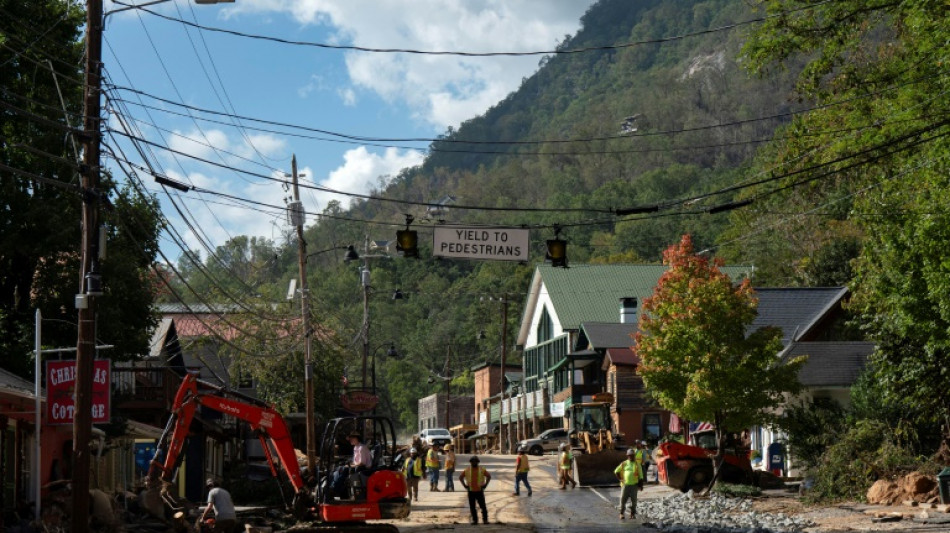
[{"xmin": 383, "ymin": 454, "xmax": 547, "ymax": 532}]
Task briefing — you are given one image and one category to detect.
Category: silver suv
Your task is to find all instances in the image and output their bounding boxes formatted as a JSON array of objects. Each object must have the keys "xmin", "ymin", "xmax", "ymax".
[{"xmin": 518, "ymin": 428, "xmax": 569, "ymax": 456}]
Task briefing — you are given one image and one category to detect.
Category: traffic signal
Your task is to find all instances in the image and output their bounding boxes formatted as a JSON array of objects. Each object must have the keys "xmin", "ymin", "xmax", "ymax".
[
  {"xmin": 546, "ymin": 237, "xmax": 568, "ymax": 268},
  {"xmin": 396, "ymin": 229, "xmax": 419, "ymax": 258}
]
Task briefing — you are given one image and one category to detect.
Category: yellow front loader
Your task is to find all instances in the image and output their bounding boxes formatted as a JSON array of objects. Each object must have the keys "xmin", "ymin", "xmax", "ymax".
[{"xmin": 568, "ymin": 402, "xmax": 628, "ymax": 486}]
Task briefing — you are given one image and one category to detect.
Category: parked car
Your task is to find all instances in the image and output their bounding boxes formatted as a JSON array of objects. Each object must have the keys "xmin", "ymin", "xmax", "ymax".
[
  {"xmin": 418, "ymin": 428, "xmax": 452, "ymax": 447},
  {"xmin": 518, "ymin": 428, "xmax": 570, "ymax": 456}
]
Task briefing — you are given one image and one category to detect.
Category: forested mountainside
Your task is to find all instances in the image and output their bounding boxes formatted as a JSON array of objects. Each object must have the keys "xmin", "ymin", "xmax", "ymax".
[{"xmin": 167, "ymin": 0, "xmax": 817, "ymax": 429}]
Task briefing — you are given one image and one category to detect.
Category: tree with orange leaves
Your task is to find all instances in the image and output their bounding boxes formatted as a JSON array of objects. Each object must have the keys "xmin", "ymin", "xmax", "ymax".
[{"xmin": 636, "ymin": 234, "xmax": 805, "ymax": 487}]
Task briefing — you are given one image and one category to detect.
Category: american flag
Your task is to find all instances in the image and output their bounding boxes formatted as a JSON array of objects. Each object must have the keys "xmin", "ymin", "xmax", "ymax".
[{"xmin": 689, "ymin": 421, "xmax": 714, "ymax": 433}]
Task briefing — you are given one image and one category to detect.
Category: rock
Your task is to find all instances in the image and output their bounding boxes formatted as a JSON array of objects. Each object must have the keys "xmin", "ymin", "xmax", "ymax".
[
  {"xmin": 867, "ymin": 479, "xmax": 901, "ymax": 505},
  {"xmin": 899, "ymin": 471, "xmax": 936, "ymax": 497}
]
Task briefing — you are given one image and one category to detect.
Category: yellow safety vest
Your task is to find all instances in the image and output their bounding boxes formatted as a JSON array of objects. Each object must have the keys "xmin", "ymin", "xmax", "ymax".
[
  {"xmin": 462, "ymin": 466, "xmax": 487, "ymax": 491},
  {"xmin": 516, "ymin": 454, "xmax": 530, "ymax": 473},
  {"xmin": 614, "ymin": 459, "xmax": 642, "ymax": 486},
  {"xmin": 635, "ymin": 448, "xmax": 646, "ymax": 465},
  {"xmin": 426, "ymin": 448, "xmax": 440, "ymax": 469},
  {"xmin": 559, "ymin": 450, "xmax": 573, "ymax": 470},
  {"xmin": 404, "ymin": 456, "xmax": 423, "ymax": 478}
]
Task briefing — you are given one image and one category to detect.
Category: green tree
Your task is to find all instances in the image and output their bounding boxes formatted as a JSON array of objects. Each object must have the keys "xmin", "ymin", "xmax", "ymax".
[
  {"xmin": 742, "ymin": 0, "xmax": 950, "ymax": 440},
  {"xmin": 1, "ymin": 1, "xmax": 162, "ymax": 374},
  {"xmin": 636, "ymin": 234, "xmax": 805, "ymax": 485}
]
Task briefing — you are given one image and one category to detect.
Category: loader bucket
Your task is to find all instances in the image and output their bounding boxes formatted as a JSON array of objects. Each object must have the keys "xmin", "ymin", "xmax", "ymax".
[{"xmin": 573, "ymin": 449, "xmax": 628, "ymax": 487}]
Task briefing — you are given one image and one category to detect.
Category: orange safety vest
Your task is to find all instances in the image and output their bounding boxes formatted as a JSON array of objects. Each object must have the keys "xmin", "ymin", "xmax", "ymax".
[
  {"xmin": 404, "ymin": 456, "xmax": 423, "ymax": 478},
  {"xmin": 516, "ymin": 454, "xmax": 530, "ymax": 473},
  {"xmin": 426, "ymin": 448, "xmax": 440, "ymax": 469},
  {"xmin": 462, "ymin": 466, "xmax": 487, "ymax": 491},
  {"xmin": 445, "ymin": 451, "xmax": 456, "ymax": 470}
]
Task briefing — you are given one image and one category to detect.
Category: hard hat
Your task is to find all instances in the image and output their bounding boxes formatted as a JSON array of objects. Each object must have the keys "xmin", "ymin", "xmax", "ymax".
[
  {"xmin": 445, "ymin": 443, "xmax": 453, "ymax": 449},
  {"xmin": 518, "ymin": 445, "xmax": 526, "ymax": 453},
  {"xmin": 410, "ymin": 447, "xmax": 417, "ymax": 454},
  {"xmin": 470, "ymin": 455, "xmax": 480, "ymax": 464},
  {"xmin": 558, "ymin": 443, "xmax": 566, "ymax": 450},
  {"xmin": 626, "ymin": 448, "xmax": 635, "ymax": 455}
]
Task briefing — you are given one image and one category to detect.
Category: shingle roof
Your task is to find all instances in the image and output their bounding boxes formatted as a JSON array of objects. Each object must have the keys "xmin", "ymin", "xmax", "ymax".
[
  {"xmin": 0, "ymin": 366, "xmax": 39, "ymax": 398},
  {"xmin": 752, "ymin": 288, "xmax": 848, "ymax": 344},
  {"xmin": 604, "ymin": 347, "xmax": 638, "ymax": 367},
  {"xmin": 785, "ymin": 342, "xmax": 874, "ymax": 387},
  {"xmin": 534, "ymin": 264, "xmax": 753, "ymax": 331},
  {"xmin": 578, "ymin": 322, "xmax": 638, "ymax": 350}
]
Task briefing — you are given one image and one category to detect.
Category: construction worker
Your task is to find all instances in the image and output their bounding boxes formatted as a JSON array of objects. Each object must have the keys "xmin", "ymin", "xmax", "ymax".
[
  {"xmin": 615, "ymin": 448, "xmax": 643, "ymax": 520},
  {"xmin": 403, "ymin": 447, "xmax": 424, "ymax": 502},
  {"xmin": 635, "ymin": 440, "xmax": 648, "ymax": 489},
  {"xmin": 558, "ymin": 443, "xmax": 576, "ymax": 489},
  {"xmin": 460, "ymin": 455, "xmax": 492, "ymax": 525},
  {"xmin": 513, "ymin": 445, "xmax": 532, "ymax": 496},
  {"xmin": 426, "ymin": 443, "xmax": 442, "ymax": 491},
  {"xmin": 199, "ymin": 478, "xmax": 236, "ymax": 533},
  {"xmin": 443, "ymin": 443, "xmax": 457, "ymax": 492}
]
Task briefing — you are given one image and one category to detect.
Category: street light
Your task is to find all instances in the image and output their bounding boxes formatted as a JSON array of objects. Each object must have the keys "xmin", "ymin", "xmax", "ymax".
[{"xmin": 370, "ymin": 342, "xmax": 399, "ymax": 397}]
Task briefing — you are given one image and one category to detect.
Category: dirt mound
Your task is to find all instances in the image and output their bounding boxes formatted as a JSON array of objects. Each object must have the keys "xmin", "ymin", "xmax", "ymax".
[{"xmin": 867, "ymin": 472, "xmax": 940, "ymax": 505}]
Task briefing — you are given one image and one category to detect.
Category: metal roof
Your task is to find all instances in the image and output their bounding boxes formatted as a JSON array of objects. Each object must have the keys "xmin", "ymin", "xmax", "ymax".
[{"xmin": 525, "ymin": 263, "xmax": 754, "ymax": 335}]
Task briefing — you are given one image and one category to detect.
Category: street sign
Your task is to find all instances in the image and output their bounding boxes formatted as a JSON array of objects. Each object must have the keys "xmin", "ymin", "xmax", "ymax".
[
  {"xmin": 46, "ymin": 359, "xmax": 111, "ymax": 425},
  {"xmin": 432, "ymin": 227, "xmax": 530, "ymax": 262},
  {"xmin": 341, "ymin": 390, "xmax": 379, "ymax": 413}
]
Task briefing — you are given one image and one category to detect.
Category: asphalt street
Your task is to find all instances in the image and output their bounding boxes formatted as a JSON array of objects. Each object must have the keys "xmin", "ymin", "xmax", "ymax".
[{"xmin": 389, "ymin": 452, "xmax": 671, "ymax": 532}]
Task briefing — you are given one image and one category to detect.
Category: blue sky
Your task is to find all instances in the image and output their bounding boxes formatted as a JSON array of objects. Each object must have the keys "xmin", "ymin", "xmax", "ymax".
[{"xmin": 101, "ymin": 0, "xmax": 596, "ymax": 261}]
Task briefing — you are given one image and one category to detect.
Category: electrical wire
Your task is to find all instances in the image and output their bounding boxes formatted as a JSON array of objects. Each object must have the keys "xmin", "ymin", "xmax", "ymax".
[{"xmin": 112, "ymin": 0, "xmax": 830, "ymax": 57}]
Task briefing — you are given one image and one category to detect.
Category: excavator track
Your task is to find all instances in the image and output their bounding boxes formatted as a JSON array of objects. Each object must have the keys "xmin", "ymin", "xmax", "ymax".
[{"xmin": 285, "ymin": 522, "xmax": 400, "ymax": 533}]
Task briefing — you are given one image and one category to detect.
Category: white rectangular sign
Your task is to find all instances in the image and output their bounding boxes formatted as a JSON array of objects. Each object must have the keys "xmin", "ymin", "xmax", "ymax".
[
  {"xmin": 432, "ymin": 227, "xmax": 530, "ymax": 261},
  {"xmin": 549, "ymin": 401, "xmax": 565, "ymax": 418}
]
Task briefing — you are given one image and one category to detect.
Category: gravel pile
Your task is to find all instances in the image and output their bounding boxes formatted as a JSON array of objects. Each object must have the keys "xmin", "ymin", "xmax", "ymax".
[{"xmin": 637, "ymin": 491, "xmax": 814, "ymax": 533}]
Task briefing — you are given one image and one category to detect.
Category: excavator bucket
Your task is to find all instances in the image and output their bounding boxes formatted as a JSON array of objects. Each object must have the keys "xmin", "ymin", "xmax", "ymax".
[{"xmin": 573, "ymin": 449, "xmax": 628, "ymax": 486}]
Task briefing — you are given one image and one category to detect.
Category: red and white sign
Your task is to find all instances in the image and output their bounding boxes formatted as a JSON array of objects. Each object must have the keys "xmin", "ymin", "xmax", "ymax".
[
  {"xmin": 46, "ymin": 359, "xmax": 111, "ymax": 425},
  {"xmin": 341, "ymin": 390, "xmax": 379, "ymax": 413}
]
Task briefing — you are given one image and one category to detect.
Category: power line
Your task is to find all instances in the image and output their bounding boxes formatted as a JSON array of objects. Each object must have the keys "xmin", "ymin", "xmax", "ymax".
[{"xmin": 112, "ymin": 0, "xmax": 830, "ymax": 57}]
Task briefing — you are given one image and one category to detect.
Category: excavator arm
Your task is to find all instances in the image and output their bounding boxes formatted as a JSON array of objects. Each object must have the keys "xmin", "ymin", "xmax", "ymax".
[{"xmin": 146, "ymin": 372, "xmax": 306, "ymax": 495}]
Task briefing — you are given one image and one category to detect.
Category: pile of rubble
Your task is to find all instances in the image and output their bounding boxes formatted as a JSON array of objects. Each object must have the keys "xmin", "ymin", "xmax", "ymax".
[
  {"xmin": 866, "ymin": 471, "xmax": 940, "ymax": 506},
  {"xmin": 638, "ymin": 492, "xmax": 813, "ymax": 533}
]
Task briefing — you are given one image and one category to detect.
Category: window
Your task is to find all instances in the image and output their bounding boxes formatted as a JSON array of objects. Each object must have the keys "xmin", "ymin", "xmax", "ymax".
[
  {"xmin": 537, "ymin": 306, "xmax": 553, "ymax": 343},
  {"xmin": 643, "ymin": 413, "xmax": 662, "ymax": 441}
]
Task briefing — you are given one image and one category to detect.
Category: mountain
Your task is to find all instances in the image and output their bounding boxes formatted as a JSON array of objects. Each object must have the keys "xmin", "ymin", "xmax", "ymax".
[{"xmin": 178, "ymin": 0, "xmax": 812, "ymax": 430}]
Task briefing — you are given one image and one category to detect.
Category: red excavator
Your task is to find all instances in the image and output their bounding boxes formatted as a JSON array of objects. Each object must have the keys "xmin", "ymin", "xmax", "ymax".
[{"xmin": 146, "ymin": 372, "xmax": 409, "ymax": 532}]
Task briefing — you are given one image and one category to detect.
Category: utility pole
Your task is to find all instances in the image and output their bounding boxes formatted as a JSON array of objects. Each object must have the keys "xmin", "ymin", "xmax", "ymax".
[
  {"xmin": 360, "ymin": 238, "xmax": 370, "ymax": 391},
  {"xmin": 443, "ymin": 351, "xmax": 451, "ymax": 428},
  {"xmin": 498, "ymin": 295, "xmax": 509, "ymax": 454},
  {"xmin": 291, "ymin": 155, "xmax": 317, "ymax": 474},
  {"xmin": 73, "ymin": 0, "xmax": 103, "ymax": 530}
]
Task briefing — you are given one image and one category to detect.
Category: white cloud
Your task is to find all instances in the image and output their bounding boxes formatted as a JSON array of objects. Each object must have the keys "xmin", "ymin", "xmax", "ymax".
[
  {"xmin": 338, "ymin": 87, "xmax": 356, "ymax": 106},
  {"xmin": 219, "ymin": 0, "xmax": 596, "ymax": 130},
  {"xmin": 307, "ymin": 146, "xmax": 424, "ymax": 210}
]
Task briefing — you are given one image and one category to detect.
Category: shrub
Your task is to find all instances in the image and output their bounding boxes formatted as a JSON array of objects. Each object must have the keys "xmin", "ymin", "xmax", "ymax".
[{"xmin": 806, "ymin": 419, "xmax": 919, "ymax": 502}]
